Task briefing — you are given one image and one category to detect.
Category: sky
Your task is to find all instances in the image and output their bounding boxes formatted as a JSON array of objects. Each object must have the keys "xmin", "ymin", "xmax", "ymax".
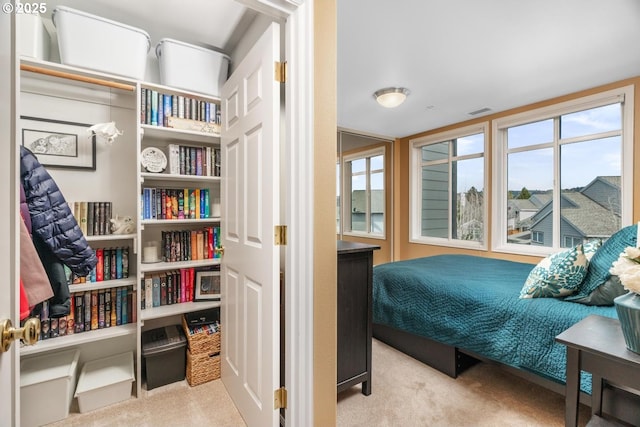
[{"xmin": 457, "ymin": 103, "xmax": 622, "ymax": 193}]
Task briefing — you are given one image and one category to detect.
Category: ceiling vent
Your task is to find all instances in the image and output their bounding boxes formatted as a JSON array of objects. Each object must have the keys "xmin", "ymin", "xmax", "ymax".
[{"xmin": 468, "ymin": 107, "xmax": 492, "ymax": 116}]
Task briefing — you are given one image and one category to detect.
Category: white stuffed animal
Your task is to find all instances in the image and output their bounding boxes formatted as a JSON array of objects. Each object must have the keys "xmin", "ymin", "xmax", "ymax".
[
  {"xmin": 110, "ymin": 215, "xmax": 135, "ymax": 234},
  {"xmin": 88, "ymin": 122, "xmax": 123, "ymax": 145}
]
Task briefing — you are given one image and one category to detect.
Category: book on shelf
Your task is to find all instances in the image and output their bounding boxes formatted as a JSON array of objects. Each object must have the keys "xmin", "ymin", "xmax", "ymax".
[
  {"xmin": 98, "ymin": 290, "xmax": 105, "ymax": 329},
  {"xmin": 160, "ymin": 272, "xmax": 168, "ymax": 306},
  {"xmin": 34, "ymin": 287, "xmax": 136, "ymax": 340},
  {"xmin": 67, "ymin": 297, "xmax": 75, "ymax": 336},
  {"xmin": 83, "ymin": 291, "xmax": 91, "ymax": 332},
  {"xmin": 152, "ymin": 274, "xmax": 161, "ymax": 308},
  {"xmin": 105, "ymin": 289, "xmax": 111, "ymax": 328},
  {"xmin": 39, "ymin": 301, "xmax": 49, "ymax": 340},
  {"xmin": 140, "ymin": 88, "xmax": 220, "ymax": 129},
  {"xmin": 116, "ymin": 287, "xmax": 123, "ymax": 326},
  {"xmin": 142, "ymin": 274, "xmax": 151, "ymax": 310},
  {"xmin": 140, "ymin": 88, "xmax": 147, "ymax": 124},
  {"xmin": 151, "ymin": 89, "xmax": 158, "ymax": 126},
  {"xmin": 74, "ymin": 294, "xmax": 84, "ymax": 333},
  {"xmin": 90, "ymin": 290, "xmax": 98, "ymax": 330},
  {"xmin": 142, "ymin": 187, "xmax": 213, "ymax": 221},
  {"xmin": 168, "ymin": 144, "xmax": 180, "ymax": 175},
  {"xmin": 121, "ymin": 287, "xmax": 128, "ymax": 325},
  {"xmin": 79, "ymin": 202, "xmax": 88, "ymax": 235},
  {"xmin": 69, "ymin": 200, "xmax": 114, "ymax": 236},
  {"xmin": 110, "ymin": 288, "xmax": 117, "ymax": 327},
  {"xmin": 50, "ymin": 317, "xmax": 59, "ymax": 339},
  {"xmin": 141, "ymin": 266, "xmax": 216, "ymax": 309},
  {"xmin": 103, "ymin": 249, "xmax": 111, "ymax": 281}
]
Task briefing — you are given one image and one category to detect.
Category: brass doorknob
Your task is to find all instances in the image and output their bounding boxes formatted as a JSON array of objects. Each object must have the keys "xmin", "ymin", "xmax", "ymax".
[
  {"xmin": 215, "ymin": 246, "xmax": 225, "ymax": 256},
  {"xmin": 0, "ymin": 317, "xmax": 40, "ymax": 352}
]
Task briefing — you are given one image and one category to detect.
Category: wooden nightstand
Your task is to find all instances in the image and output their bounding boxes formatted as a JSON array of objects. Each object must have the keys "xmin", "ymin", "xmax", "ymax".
[
  {"xmin": 336, "ymin": 240, "xmax": 380, "ymax": 395},
  {"xmin": 555, "ymin": 315, "xmax": 640, "ymax": 427}
]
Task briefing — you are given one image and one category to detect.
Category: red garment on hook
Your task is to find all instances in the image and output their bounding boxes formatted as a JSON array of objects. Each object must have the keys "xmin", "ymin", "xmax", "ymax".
[{"xmin": 20, "ymin": 279, "xmax": 30, "ymax": 321}]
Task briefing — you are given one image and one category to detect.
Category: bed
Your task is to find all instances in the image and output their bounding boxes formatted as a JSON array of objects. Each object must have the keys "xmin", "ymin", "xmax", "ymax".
[{"xmin": 372, "ymin": 254, "xmax": 620, "ymax": 395}]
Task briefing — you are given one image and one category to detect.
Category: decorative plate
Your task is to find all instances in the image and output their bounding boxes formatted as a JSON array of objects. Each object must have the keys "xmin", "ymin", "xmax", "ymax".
[{"xmin": 140, "ymin": 147, "xmax": 167, "ymax": 173}]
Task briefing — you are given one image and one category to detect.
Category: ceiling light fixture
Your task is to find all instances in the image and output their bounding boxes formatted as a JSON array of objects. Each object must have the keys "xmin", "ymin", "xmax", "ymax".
[{"xmin": 373, "ymin": 87, "xmax": 410, "ymax": 108}]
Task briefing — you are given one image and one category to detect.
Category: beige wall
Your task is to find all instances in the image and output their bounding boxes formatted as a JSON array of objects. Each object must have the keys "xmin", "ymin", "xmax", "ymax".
[
  {"xmin": 314, "ymin": 0, "xmax": 337, "ymax": 426},
  {"xmin": 394, "ymin": 76, "xmax": 640, "ymax": 265}
]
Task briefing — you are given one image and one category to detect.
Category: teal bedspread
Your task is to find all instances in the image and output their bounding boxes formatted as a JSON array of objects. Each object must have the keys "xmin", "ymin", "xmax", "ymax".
[{"xmin": 372, "ymin": 254, "xmax": 618, "ymax": 394}]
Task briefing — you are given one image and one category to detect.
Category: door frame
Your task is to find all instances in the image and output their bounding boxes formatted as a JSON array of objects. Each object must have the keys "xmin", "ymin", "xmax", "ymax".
[
  {"xmin": 0, "ymin": 8, "xmax": 19, "ymax": 427},
  {"xmin": 238, "ymin": 1, "xmax": 315, "ymax": 425}
]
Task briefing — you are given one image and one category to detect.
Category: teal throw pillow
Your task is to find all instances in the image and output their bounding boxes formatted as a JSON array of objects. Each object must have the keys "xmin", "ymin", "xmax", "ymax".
[
  {"xmin": 566, "ymin": 224, "xmax": 637, "ymax": 302},
  {"xmin": 567, "ymin": 275, "xmax": 627, "ymax": 306},
  {"xmin": 520, "ymin": 244, "xmax": 588, "ymax": 298}
]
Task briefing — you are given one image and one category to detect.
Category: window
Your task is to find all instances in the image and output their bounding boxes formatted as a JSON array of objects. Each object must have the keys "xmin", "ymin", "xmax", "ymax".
[
  {"xmin": 532, "ymin": 231, "xmax": 544, "ymax": 244},
  {"xmin": 341, "ymin": 147, "xmax": 385, "ymax": 237},
  {"xmin": 410, "ymin": 123, "xmax": 488, "ymax": 248},
  {"xmin": 492, "ymin": 86, "xmax": 633, "ymax": 255},
  {"xmin": 563, "ymin": 235, "xmax": 583, "ymax": 248}
]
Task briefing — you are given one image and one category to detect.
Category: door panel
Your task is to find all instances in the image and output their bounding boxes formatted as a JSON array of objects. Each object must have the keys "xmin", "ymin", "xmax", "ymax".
[
  {"xmin": 245, "ymin": 128, "xmax": 263, "ymax": 244},
  {"xmin": 221, "ymin": 22, "xmax": 281, "ymax": 427}
]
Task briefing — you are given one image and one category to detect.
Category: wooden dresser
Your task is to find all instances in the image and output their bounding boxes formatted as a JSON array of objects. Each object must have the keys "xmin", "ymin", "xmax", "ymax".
[{"xmin": 336, "ymin": 240, "xmax": 380, "ymax": 395}]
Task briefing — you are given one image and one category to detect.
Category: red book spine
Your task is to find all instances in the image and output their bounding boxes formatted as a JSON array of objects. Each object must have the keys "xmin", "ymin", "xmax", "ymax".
[
  {"xmin": 180, "ymin": 268, "xmax": 186, "ymax": 303},
  {"xmin": 189, "ymin": 267, "xmax": 195, "ymax": 301},
  {"xmin": 207, "ymin": 226, "xmax": 214, "ymax": 259},
  {"xmin": 96, "ymin": 249, "xmax": 104, "ymax": 282}
]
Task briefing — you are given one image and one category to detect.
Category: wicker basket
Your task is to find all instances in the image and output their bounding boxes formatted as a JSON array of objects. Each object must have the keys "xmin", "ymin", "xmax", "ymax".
[
  {"xmin": 181, "ymin": 315, "xmax": 221, "ymax": 354},
  {"xmin": 186, "ymin": 349, "xmax": 221, "ymax": 386}
]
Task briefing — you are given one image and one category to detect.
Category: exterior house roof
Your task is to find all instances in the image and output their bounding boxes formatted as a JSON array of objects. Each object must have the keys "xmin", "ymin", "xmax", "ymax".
[
  {"xmin": 558, "ymin": 192, "xmax": 620, "ymax": 237},
  {"xmin": 528, "ymin": 175, "xmax": 621, "ymax": 238}
]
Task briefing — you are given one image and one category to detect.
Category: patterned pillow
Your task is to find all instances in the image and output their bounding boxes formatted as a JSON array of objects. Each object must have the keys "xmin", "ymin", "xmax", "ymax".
[
  {"xmin": 566, "ymin": 224, "xmax": 637, "ymax": 302},
  {"xmin": 520, "ymin": 244, "xmax": 588, "ymax": 298},
  {"xmin": 582, "ymin": 239, "xmax": 602, "ymax": 261}
]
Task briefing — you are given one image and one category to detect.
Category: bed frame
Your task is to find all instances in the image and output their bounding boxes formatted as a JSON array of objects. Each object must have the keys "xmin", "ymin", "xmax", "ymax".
[{"xmin": 373, "ymin": 322, "xmax": 640, "ymax": 425}]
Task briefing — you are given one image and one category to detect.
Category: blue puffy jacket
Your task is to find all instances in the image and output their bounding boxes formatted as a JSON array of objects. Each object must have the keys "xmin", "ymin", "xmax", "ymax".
[{"xmin": 20, "ymin": 146, "xmax": 97, "ymax": 276}]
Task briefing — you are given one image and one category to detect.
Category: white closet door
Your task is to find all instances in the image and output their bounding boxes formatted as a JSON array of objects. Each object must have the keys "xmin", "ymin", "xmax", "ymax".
[{"xmin": 221, "ymin": 22, "xmax": 281, "ymax": 427}]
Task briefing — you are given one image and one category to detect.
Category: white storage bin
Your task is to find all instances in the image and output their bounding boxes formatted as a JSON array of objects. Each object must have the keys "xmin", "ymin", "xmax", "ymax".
[
  {"xmin": 52, "ymin": 6, "xmax": 150, "ymax": 80},
  {"xmin": 156, "ymin": 38, "xmax": 230, "ymax": 96},
  {"xmin": 74, "ymin": 351, "xmax": 135, "ymax": 413},
  {"xmin": 20, "ymin": 348, "xmax": 80, "ymax": 427},
  {"xmin": 19, "ymin": 13, "xmax": 51, "ymax": 60}
]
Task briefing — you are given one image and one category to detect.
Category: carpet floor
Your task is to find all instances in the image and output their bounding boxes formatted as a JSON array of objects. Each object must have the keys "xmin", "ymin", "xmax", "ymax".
[
  {"xmin": 46, "ymin": 338, "xmax": 594, "ymax": 426},
  {"xmin": 337, "ymin": 339, "xmax": 592, "ymax": 426}
]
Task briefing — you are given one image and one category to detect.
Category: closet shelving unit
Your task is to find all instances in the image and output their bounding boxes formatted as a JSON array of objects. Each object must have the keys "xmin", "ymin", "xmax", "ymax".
[
  {"xmin": 136, "ymin": 81, "xmax": 223, "ymax": 328},
  {"xmin": 19, "ymin": 57, "xmax": 224, "ymax": 399}
]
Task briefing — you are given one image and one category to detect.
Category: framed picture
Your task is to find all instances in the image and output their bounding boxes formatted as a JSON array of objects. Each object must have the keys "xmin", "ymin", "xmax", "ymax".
[
  {"xmin": 21, "ymin": 116, "xmax": 96, "ymax": 170},
  {"xmin": 194, "ymin": 270, "xmax": 221, "ymax": 301}
]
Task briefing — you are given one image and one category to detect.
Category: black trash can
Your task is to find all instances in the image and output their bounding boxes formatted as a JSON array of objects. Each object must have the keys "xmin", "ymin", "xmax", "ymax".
[{"xmin": 142, "ymin": 325, "xmax": 187, "ymax": 390}]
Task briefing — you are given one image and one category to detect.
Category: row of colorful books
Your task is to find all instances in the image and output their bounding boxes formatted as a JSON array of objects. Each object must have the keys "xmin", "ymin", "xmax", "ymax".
[
  {"xmin": 166, "ymin": 143, "xmax": 221, "ymax": 177},
  {"xmin": 70, "ymin": 201, "xmax": 113, "ymax": 236},
  {"xmin": 67, "ymin": 247, "xmax": 131, "ymax": 284},
  {"xmin": 140, "ymin": 88, "xmax": 220, "ymax": 127},
  {"xmin": 141, "ymin": 187, "xmax": 215, "ymax": 220},
  {"xmin": 38, "ymin": 286, "xmax": 135, "ymax": 340},
  {"xmin": 141, "ymin": 267, "xmax": 219, "ymax": 309},
  {"xmin": 161, "ymin": 227, "xmax": 221, "ymax": 263}
]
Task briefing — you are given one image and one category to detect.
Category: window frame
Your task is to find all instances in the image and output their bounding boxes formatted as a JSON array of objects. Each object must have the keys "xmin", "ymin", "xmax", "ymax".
[
  {"xmin": 491, "ymin": 86, "xmax": 634, "ymax": 256},
  {"xmin": 341, "ymin": 146, "xmax": 386, "ymax": 239},
  {"xmin": 409, "ymin": 122, "xmax": 489, "ymax": 250}
]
